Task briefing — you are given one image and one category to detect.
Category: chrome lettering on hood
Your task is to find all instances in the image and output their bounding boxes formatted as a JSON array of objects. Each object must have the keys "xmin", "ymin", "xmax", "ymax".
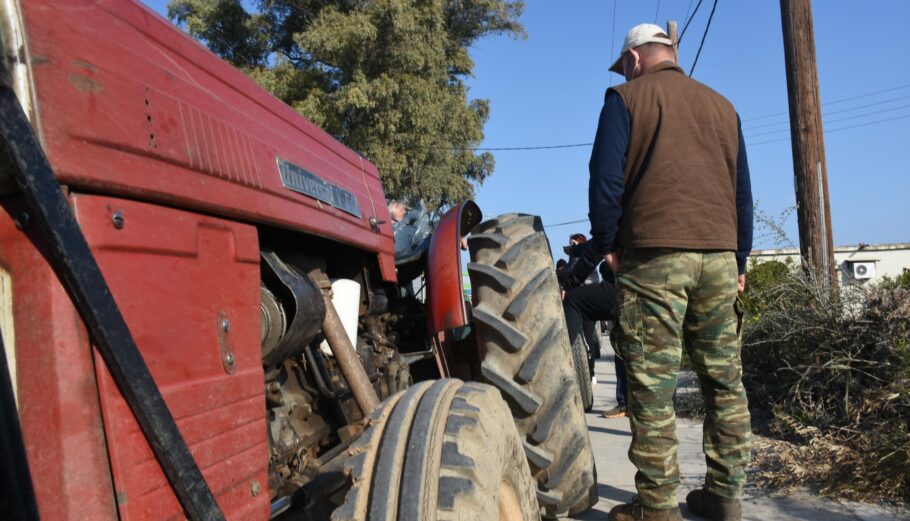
[{"xmin": 276, "ymin": 157, "xmax": 361, "ymax": 218}]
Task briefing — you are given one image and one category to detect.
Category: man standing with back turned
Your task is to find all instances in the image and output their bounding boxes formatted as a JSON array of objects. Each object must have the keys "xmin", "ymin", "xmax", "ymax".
[{"xmin": 559, "ymin": 23, "xmax": 753, "ymax": 521}]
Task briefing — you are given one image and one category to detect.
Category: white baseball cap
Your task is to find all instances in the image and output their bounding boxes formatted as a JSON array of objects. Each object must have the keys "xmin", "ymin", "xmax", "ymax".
[{"xmin": 609, "ymin": 23, "xmax": 674, "ymax": 74}]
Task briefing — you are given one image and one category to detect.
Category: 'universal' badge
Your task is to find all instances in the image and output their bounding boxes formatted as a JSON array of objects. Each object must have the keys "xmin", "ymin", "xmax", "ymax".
[{"xmin": 276, "ymin": 157, "xmax": 361, "ymax": 218}]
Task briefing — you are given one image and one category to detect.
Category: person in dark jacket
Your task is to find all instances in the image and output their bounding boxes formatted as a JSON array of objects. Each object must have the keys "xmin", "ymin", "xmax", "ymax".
[
  {"xmin": 563, "ymin": 234, "xmax": 603, "ymax": 372},
  {"xmin": 560, "ymin": 22, "xmax": 753, "ymax": 521},
  {"xmin": 561, "ymin": 256, "xmax": 627, "ymax": 417}
]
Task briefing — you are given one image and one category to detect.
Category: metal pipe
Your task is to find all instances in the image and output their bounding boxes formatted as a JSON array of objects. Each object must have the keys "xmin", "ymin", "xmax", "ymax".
[
  {"xmin": 269, "ymin": 496, "xmax": 292, "ymax": 518},
  {"xmin": 301, "ymin": 345, "xmax": 342, "ymax": 400},
  {"xmin": 308, "ymin": 273, "xmax": 380, "ymax": 415}
]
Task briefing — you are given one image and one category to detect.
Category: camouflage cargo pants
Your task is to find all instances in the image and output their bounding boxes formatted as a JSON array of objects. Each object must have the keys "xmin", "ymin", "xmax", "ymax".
[{"xmin": 615, "ymin": 248, "xmax": 751, "ymax": 509}]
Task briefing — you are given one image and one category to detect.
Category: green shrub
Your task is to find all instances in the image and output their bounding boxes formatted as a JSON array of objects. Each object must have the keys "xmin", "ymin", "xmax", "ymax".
[
  {"xmin": 879, "ymin": 270, "xmax": 910, "ymax": 290},
  {"xmin": 741, "ymin": 257, "xmax": 796, "ymax": 326}
]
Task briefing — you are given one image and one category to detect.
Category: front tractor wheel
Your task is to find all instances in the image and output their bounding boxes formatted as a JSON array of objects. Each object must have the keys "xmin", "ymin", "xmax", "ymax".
[
  {"xmin": 468, "ymin": 214, "xmax": 597, "ymax": 518},
  {"xmin": 332, "ymin": 379, "xmax": 539, "ymax": 521}
]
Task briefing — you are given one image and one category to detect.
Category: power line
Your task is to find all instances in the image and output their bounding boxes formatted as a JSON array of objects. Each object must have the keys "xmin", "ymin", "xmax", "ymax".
[
  {"xmin": 372, "ymin": 142, "xmax": 594, "ymax": 151},
  {"xmin": 548, "ymin": 111, "xmax": 910, "ymax": 228},
  {"xmin": 688, "ymin": 0, "xmax": 719, "ymax": 77},
  {"xmin": 384, "ymin": 82, "xmax": 910, "ymax": 153},
  {"xmin": 448, "ymin": 143, "xmax": 593, "ymax": 151},
  {"xmin": 682, "ymin": 0, "xmax": 696, "ymax": 31},
  {"xmin": 546, "ymin": 113, "xmax": 910, "ymax": 228},
  {"xmin": 824, "ymin": 94, "xmax": 910, "ymax": 116},
  {"xmin": 445, "ymin": 108, "xmax": 910, "ymax": 152},
  {"xmin": 406, "ymin": 99, "xmax": 909, "ymax": 151},
  {"xmin": 654, "ymin": 0, "xmax": 661, "ymax": 23},
  {"xmin": 544, "ymin": 218, "xmax": 589, "ymax": 229},
  {"xmin": 411, "ymin": 99, "xmax": 909, "ymax": 151},
  {"xmin": 678, "ymin": 0, "xmax": 705, "ymax": 44},
  {"xmin": 746, "ymin": 103, "xmax": 910, "ymax": 139},
  {"xmin": 609, "ymin": 0, "xmax": 617, "ymax": 87},
  {"xmin": 743, "ymin": 94, "xmax": 910, "ymax": 131},
  {"xmin": 742, "ymin": 82, "xmax": 910, "ymax": 122},
  {"xmin": 825, "ymin": 104, "xmax": 910, "ymax": 125},
  {"xmin": 748, "ymin": 112, "xmax": 910, "ymax": 146}
]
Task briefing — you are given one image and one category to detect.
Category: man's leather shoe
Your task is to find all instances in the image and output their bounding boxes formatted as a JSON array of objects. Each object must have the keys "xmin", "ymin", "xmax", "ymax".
[
  {"xmin": 686, "ymin": 488, "xmax": 742, "ymax": 521},
  {"xmin": 607, "ymin": 499, "xmax": 682, "ymax": 521},
  {"xmin": 601, "ymin": 404, "xmax": 628, "ymax": 418}
]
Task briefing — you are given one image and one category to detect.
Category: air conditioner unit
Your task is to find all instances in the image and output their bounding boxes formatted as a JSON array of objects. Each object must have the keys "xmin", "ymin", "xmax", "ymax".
[{"xmin": 851, "ymin": 261, "xmax": 876, "ymax": 280}]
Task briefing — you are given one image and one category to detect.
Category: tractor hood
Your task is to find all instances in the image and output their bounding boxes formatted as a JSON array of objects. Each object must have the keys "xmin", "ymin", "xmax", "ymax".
[{"xmin": 5, "ymin": 0, "xmax": 396, "ymax": 281}]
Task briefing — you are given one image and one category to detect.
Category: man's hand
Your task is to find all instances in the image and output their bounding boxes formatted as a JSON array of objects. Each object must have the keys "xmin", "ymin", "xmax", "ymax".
[
  {"xmin": 604, "ymin": 247, "xmax": 622, "ymax": 273},
  {"xmin": 738, "ymin": 273, "xmax": 745, "ymax": 294}
]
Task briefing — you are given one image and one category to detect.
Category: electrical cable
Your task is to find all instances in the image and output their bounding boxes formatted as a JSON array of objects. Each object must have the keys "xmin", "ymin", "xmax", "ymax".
[
  {"xmin": 431, "ymin": 142, "xmax": 594, "ymax": 152},
  {"xmin": 549, "ymin": 111, "xmax": 910, "ymax": 227},
  {"xmin": 688, "ymin": 0, "xmax": 719, "ymax": 77},
  {"xmin": 379, "ymin": 82, "xmax": 910, "ymax": 152},
  {"xmin": 743, "ymin": 94, "xmax": 910, "ymax": 131},
  {"xmin": 399, "ymin": 100, "xmax": 910, "ymax": 152},
  {"xmin": 682, "ymin": 0, "xmax": 695, "ymax": 32},
  {"xmin": 678, "ymin": 0, "xmax": 705, "ymax": 45},
  {"xmin": 544, "ymin": 112, "xmax": 910, "ymax": 228},
  {"xmin": 748, "ymin": 112, "xmax": 910, "ymax": 146},
  {"xmin": 746, "ymin": 103, "xmax": 910, "ymax": 138},
  {"xmin": 423, "ymin": 97, "xmax": 910, "ymax": 150},
  {"xmin": 609, "ymin": 0, "xmax": 617, "ymax": 87},
  {"xmin": 742, "ymin": 82, "xmax": 910, "ymax": 122},
  {"xmin": 654, "ymin": 0, "xmax": 661, "ymax": 23},
  {"xmin": 543, "ymin": 218, "xmax": 589, "ymax": 229}
]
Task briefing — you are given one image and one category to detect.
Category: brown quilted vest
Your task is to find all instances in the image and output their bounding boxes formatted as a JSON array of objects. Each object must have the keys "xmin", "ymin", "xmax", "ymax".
[{"xmin": 610, "ymin": 61, "xmax": 739, "ymax": 251}]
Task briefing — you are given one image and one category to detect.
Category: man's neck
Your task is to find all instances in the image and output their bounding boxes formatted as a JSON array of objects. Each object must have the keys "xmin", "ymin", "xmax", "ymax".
[{"xmin": 638, "ymin": 59, "xmax": 679, "ymax": 77}]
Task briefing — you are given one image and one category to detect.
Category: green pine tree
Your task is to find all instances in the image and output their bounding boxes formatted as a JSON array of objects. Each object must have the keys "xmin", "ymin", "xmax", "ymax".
[{"xmin": 168, "ymin": 0, "xmax": 524, "ymax": 211}]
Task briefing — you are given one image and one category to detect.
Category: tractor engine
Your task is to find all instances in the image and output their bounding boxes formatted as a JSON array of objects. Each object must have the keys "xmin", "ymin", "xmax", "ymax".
[{"xmin": 256, "ymin": 251, "xmax": 410, "ymax": 499}]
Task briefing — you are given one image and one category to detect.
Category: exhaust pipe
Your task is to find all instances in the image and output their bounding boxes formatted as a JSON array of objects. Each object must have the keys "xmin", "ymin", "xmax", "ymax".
[{"xmin": 308, "ymin": 271, "xmax": 380, "ymax": 415}]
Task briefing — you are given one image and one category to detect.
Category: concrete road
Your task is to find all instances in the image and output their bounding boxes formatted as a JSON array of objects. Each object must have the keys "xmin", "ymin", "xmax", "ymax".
[{"xmin": 570, "ymin": 339, "xmax": 906, "ymax": 521}]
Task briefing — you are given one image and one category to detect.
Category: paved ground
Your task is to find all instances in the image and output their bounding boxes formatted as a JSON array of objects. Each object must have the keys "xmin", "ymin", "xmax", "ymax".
[{"xmin": 570, "ymin": 338, "xmax": 907, "ymax": 521}]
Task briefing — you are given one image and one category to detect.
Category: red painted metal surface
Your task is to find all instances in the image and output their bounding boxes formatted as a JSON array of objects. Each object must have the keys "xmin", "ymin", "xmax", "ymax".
[
  {"xmin": 0, "ymin": 199, "xmax": 118, "ymax": 520},
  {"xmin": 72, "ymin": 193, "xmax": 270, "ymax": 520},
  {"xmin": 19, "ymin": 0, "xmax": 396, "ymax": 283},
  {"xmin": 425, "ymin": 201, "xmax": 482, "ymax": 335}
]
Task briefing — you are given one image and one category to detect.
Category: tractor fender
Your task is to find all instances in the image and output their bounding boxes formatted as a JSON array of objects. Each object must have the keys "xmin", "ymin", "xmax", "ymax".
[{"xmin": 425, "ymin": 201, "xmax": 482, "ymax": 335}]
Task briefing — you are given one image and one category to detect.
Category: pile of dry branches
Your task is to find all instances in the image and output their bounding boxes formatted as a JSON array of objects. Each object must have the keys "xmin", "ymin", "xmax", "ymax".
[{"xmin": 741, "ymin": 265, "xmax": 910, "ymax": 502}]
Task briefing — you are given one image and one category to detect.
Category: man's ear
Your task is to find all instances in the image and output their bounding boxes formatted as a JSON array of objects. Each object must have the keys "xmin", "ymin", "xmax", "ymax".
[{"xmin": 625, "ymin": 48, "xmax": 642, "ymax": 80}]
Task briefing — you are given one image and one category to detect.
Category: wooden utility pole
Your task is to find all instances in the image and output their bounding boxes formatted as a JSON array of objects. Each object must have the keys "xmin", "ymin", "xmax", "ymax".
[
  {"xmin": 779, "ymin": 0, "xmax": 836, "ymax": 285},
  {"xmin": 667, "ymin": 20, "xmax": 679, "ymax": 62}
]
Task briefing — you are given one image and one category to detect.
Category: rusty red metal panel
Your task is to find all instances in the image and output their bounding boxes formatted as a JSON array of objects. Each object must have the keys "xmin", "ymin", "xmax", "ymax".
[
  {"xmin": 72, "ymin": 194, "xmax": 269, "ymax": 520},
  {"xmin": 425, "ymin": 202, "xmax": 482, "ymax": 335},
  {"xmin": 20, "ymin": 0, "xmax": 396, "ymax": 283},
  {"xmin": 0, "ymin": 199, "xmax": 118, "ymax": 520},
  {"xmin": 426, "ymin": 205, "xmax": 467, "ymax": 335}
]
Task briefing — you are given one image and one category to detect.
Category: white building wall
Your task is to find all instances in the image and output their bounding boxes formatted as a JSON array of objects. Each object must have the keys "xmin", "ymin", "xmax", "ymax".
[{"xmin": 750, "ymin": 243, "xmax": 910, "ymax": 285}]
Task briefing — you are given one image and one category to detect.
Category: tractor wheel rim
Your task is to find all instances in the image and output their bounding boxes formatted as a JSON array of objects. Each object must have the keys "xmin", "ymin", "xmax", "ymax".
[{"xmin": 498, "ymin": 479, "xmax": 524, "ymax": 521}]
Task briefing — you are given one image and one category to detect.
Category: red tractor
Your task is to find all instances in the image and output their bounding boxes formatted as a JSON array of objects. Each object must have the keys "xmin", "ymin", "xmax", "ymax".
[{"xmin": 0, "ymin": 1, "xmax": 596, "ymax": 519}]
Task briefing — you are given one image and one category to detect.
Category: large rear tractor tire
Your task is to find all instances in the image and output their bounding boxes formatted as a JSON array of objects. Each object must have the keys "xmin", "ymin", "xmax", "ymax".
[
  {"xmin": 332, "ymin": 379, "xmax": 539, "ymax": 521},
  {"xmin": 570, "ymin": 335, "xmax": 594, "ymax": 412},
  {"xmin": 467, "ymin": 214, "xmax": 597, "ymax": 518}
]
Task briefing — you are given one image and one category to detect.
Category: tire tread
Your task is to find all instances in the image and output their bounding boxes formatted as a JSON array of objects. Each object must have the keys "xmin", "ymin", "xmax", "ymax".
[{"xmin": 468, "ymin": 213, "xmax": 597, "ymax": 518}]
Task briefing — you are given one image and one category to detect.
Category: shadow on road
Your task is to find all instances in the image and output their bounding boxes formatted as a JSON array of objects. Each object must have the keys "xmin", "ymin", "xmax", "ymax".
[
  {"xmin": 569, "ymin": 483, "xmax": 636, "ymax": 520},
  {"xmin": 587, "ymin": 424, "xmax": 632, "ymax": 437}
]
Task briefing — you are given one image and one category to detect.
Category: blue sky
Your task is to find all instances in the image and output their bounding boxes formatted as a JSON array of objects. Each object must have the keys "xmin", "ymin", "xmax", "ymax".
[
  {"xmin": 465, "ymin": 1, "xmax": 910, "ymax": 253},
  {"xmin": 142, "ymin": 1, "xmax": 909, "ymax": 253}
]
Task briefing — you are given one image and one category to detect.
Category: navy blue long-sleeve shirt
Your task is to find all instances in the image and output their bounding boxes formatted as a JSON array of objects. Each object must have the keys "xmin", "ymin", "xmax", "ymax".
[{"xmin": 569, "ymin": 90, "xmax": 753, "ymax": 283}]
